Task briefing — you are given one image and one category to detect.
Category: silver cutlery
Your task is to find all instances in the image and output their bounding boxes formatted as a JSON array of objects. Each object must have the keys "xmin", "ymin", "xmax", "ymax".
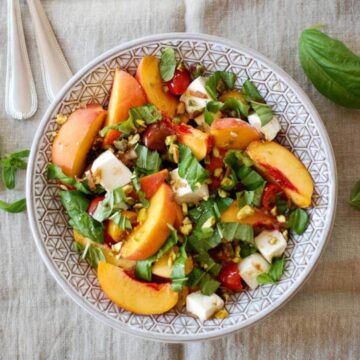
[{"xmin": 6, "ymin": 0, "xmax": 38, "ymax": 120}]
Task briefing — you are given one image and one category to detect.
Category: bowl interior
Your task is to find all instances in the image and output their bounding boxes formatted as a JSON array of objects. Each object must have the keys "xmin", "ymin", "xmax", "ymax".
[{"xmin": 27, "ymin": 34, "xmax": 336, "ymax": 342}]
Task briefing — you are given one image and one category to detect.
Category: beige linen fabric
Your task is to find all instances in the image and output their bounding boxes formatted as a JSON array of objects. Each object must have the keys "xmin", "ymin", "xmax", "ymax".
[{"xmin": 0, "ymin": 0, "xmax": 359, "ymax": 358}]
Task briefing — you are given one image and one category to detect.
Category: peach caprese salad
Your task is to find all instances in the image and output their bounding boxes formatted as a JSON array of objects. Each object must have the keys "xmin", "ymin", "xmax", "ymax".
[{"xmin": 48, "ymin": 48, "xmax": 313, "ymax": 321}]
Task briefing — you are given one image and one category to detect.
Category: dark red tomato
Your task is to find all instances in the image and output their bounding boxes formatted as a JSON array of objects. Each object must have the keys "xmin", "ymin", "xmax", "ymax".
[
  {"xmin": 104, "ymin": 230, "xmax": 116, "ymax": 247},
  {"xmin": 219, "ymin": 263, "xmax": 243, "ymax": 292},
  {"xmin": 167, "ymin": 68, "xmax": 191, "ymax": 96},
  {"xmin": 262, "ymin": 183, "xmax": 283, "ymax": 210},
  {"xmin": 142, "ymin": 121, "xmax": 174, "ymax": 152},
  {"xmin": 206, "ymin": 155, "xmax": 224, "ymax": 173},
  {"xmin": 87, "ymin": 196, "xmax": 104, "ymax": 216}
]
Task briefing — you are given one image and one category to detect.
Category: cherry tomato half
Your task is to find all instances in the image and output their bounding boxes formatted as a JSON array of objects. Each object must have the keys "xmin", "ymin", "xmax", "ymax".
[
  {"xmin": 262, "ymin": 183, "xmax": 283, "ymax": 210},
  {"xmin": 219, "ymin": 263, "xmax": 243, "ymax": 292},
  {"xmin": 87, "ymin": 196, "xmax": 104, "ymax": 216},
  {"xmin": 167, "ymin": 68, "xmax": 191, "ymax": 96},
  {"xmin": 142, "ymin": 121, "xmax": 174, "ymax": 152}
]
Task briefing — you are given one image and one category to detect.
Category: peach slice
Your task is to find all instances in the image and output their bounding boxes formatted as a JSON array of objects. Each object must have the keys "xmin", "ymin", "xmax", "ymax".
[
  {"xmin": 152, "ymin": 246, "xmax": 194, "ymax": 279},
  {"xmin": 221, "ymin": 200, "xmax": 277, "ymax": 227},
  {"xmin": 107, "ymin": 210, "xmax": 138, "ymax": 243},
  {"xmin": 136, "ymin": 56, "xmax": 178, "ymax": 117},
  {"xmin": 52, "ymin": 104, "xmax": 106, "ymax": 177},
  {"xmin": 210, "ymin": 117, "xmax": 260, "ymax": 150},
  {"xmin": 246, "ymin": 141, "xmax": 314, "ymax": 208},
  {"xmin": 73, "ymin": 230, "xmax": 135, "ymax": 270},
  {"xmin": 98, "ymin": 262, "xmax": 178, "ymax": 314},
  {"xmin": 121, "ymin": 183, "xmax": 178, "ymax": 260},
  {"xmin": 103, "ymin": 69, "xmax": 147, "ymax": 146},
  {"xmin": 140, "ymin": 169, "xmax": 169, "ymax": 199}
]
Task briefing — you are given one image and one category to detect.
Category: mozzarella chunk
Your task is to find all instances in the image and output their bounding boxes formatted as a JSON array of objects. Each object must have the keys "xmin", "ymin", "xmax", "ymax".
[
  {"xmin": 186, "ymin": 291, "xmax": 224, "ymax": 321},
  {"xmin": 180, "ymin": 77, "xmax": 212, "ymax": 115},
  {"xmin": 91, "ymin": 150, "xmax": 132, "ymax": 192},
  {"xmin": 254, "ymin": 230, "xmax": 287, "ymax": 263},
  {"xmin": 238, "ymin": 253, "xmax": 270, "ymax": 290},
  {"xmin": 247, "ymin": 113, "xmax": 281, "ymax": 141},
  {"xmin": 170, "ymin": 168, "xmax": 209, "ymax": 203}
]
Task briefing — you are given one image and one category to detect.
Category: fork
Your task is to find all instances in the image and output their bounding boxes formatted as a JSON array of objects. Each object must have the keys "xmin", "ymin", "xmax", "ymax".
[{"xmin": 6, "ymin": 0, "xmax": 38, "ymax": 120}]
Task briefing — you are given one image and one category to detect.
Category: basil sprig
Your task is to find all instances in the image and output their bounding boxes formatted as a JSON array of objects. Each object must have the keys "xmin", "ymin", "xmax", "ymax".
[
  {"xmin": 160, "ymin": 47, "xmax": 177, "ymax": 81},
  {"xmin": 60, "ymin": 191, "xmax": 104, "ymax": 243},
  {"xmin": 288, "ymin": 208, "xmax": 309, "ymax": 235},
  {"xmin": 205, "ymin": 71, "xmax": 236, "ymax": 99},
  {"xmin": 349, "ymin": 179, "xmax": 360, "ymax": 210},
  {"xmin": 0, "ymin": 150, "xmax": 29, "ymax": 189},
  {"xmin": 178, "ymin": 144, "xmax": 209, "ymax": 190},
  {"xmin": 134, "ymin": 144, "xmax": 162, "ymax": 176},
  {"xmin": 135, "ymin": 225, "xmax": 178, "ymax": 282},
  {"xmin": 0, "ymin": 198, "xmax": 26, "ymax": 213},
  {"xmin": 299, "ymin": 27, "xmax": 360, "ymax": 108},
  {"xmin": 257, "ymin": 257, "xmax": 285, "ymax": 285},
  {"xmin": 99, "ymin": 104, "xmax": 162, "ymax": 137}
]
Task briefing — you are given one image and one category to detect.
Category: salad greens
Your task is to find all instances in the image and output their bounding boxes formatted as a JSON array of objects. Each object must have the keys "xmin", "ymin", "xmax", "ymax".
[
  {"xmin": 0, "ymin": 198, "xmax": 27, "ymax": 213},
  {"xmin": 206, "ymin": 71, "xmax": 236, "ymax": 99},
  {"xmin": 160, "ymin": 47, "xmax": 177, "ymax": 82},
  {"xmin": 73, "ymin": 242, "xmax": 105, "ymax": 269},
  {"xmin": 349, "ymin": 179, "xmax": 360, "ymax": 210},
  {"xmin": 134, "ymin": 144, "xmax": 162, "ymax": 175},
  {"xmin": 287, "ymin": 208, "xmax": 309, "ymax": 235},
  {"xmin": 257, "ymin": 257, "xmax": 285, "ymax": 285}
]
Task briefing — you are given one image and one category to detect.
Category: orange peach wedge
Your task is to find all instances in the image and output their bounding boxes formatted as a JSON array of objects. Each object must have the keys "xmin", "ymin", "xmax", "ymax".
[
  {"xmin": 121, "ymin": 183, "xmax": 178, "ymax": 260},
  {"xmin": 247, "ymin": 141, "xmax": 314, "ymax": 208},
  {"xmin": 103, "ymin": 69, "xmax": 147, "ymax": 146},
  {"xmin": 140, "ymin": 169, "xmax": 169, "ymax": 199},
  {"xmin": 136, "ymin": 56, "xmax": 178, "ymax": 117},
  {"xmin": 210, "ymin": 117, "xmax": 260, "ymax": 150},
  {"xmin": 98, "ymin": 262, "xmax": 178, "ymax": 315},
  {"xmin": 52, "ymin": 104, "xmax": 106, "ymax": 177}
]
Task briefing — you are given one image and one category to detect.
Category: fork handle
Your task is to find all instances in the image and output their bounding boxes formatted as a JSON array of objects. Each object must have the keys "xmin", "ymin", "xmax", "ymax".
[
  {"xmin": 27, "ymin": 0, "xmax": 73, "ymax": 102},
  {"xmin": 6, "ymin": 0, "xmax": 38, "ymax": 120}
]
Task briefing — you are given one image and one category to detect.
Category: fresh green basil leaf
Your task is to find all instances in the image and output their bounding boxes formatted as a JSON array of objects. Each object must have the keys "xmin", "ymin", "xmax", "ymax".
[
  {"xmin": 239, "ymin": 242, "xmax": 257, "ymax": 258},
  {"xmin": 2, "ymin": 165, "xmax": 16, "ymax": 189},
  {"xmin": 220, "ymin": 169, "xmax": 238, "ymax": 191},
  {"xmin": 0, "ymin": 149, "xmax": 30, "ymax": 187},
  {"xmin": 92, "ymin": 187, "xmax": 128, "ymax": 222},
  {"xmin": 299, "ymin": 28, "xmax": 360, "ymax": 108},
  {"xmin": 131, "ymin": 173, "xmax": 150, "ymax": 208},
  {"xmin": 178, "ymin": 144, "xmax": 209, "ymax": 190},
  {"xmin": 288, "ymin": 208, "xmax": 309, "ymax": 235},
  {"xmin": 236, "ymin": 165, "xmax": 265, "ymax": 190},
  {"xmin": 349, "ymin": 179, "xmax": 360, "ymax": 210},
  {"xmin": 188, "ymin": 228, "xmax": 222, "ymax": 252},
  {"xmin": 171, "ymin": 240, "xmax": 189, "ymax": 292},
  {"xmin": 242, "ymin": 80, "xmax": 264, "ymax": 102},
  {"xmin": 134, "ymin": 144, "xmax": 162, "ymax": 176},
  {"xmin": 47, "ymin": 163, "xmax": 93, "ymax": 194},
  {"xmin": 136, "ymin": 224, "xmax": 178, "ymax": 281},
  {"xmin": 0, "ymin": 198, "xmax": 26, "ymax": 213},
  {"xmin": 160, "ymin": 47, "xmax": 177, "ymax": 81},
  {"xmin": 250, "ymin": 101, "xmax": 273, "ymax": 127},
  {"xmin": 205, "ymin": 71, "xmax": 236, "ymax": 99},
  {"xmin": 204, "ymin": 100, "xmax": 224, "ymax": 125},
  {"xmin": 268, "ymin": 257, "xmax": 285, "ymax": 282},
  {"xmin": 236, "ymin": 190, "xmax": 255, "ymax": 208},
  {"xmin": 221, "ymin": 222, "xmax": 254, "ymax": 243},
  {"xmin": 73, "ymin": 242, "xmax": 105, "ymax": 269},
  {"xmin": 109, "ymin": 211, "xmax": 132, "ymax": 231},
  {"xmin": 9, "ymin": 149, "xmax": 30, "ymax": 159},
  {"xmin": 256, "ymin": 273, "xmax": 276, "ymax": 285},
  {"xmin": 276, "ymin": 193, "xmax": 289, "ymax": 214},
  {"xmin": 60, "ymin": 190, "xmax": 90, "ymax": 216},
  {"xmin": 223, "ymin": 98, "xmax": 250, "ymax": 118},
  {"xmin": 224, "ymin": 150, "xmax": 253, "ymax": 171},
  {"xmin": 194, "ymin": 250, "xmax": 222, "ymax": 276},
  {"xmin": 187, "ymin": 267, "xmax": 220, "ymax": 296}
]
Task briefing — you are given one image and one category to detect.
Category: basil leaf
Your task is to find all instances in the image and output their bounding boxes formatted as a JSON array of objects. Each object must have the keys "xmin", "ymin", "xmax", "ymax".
[
  {"xmin": 60, "ymin": 191, "xmax": 104, "ymax": 244},
  {"xmin": 109, "ymin": 211, "xmax": 132, "ymax": 231},
  {"xmin": 9, "ymin": 149, "xmax": 30, "ymax": 158},
  {"xmin": 178, "ymin": 144, "xmax": 209, "ymax": 190},
  {"xmin": 0, "ymin": 198, "xmax": 26, "ymax": 213},
  {"xmin": 224, "ymin": 150, "xmax": 253, "ymax": 170},
  {"xmin": 188, "ymin": 227, "xmax": 222, "ymax": 252},
  {"xmin": 276, "ymin": 193, "xmax": 289, "ymax": 214},
  {"xmin": 194, "ymin": 250, "xmax": 222, "ymax": 276},
  {"xmin": 242, "ymin": 80, "xmax": 264, "ymax": 102},
  {"xmin": 2, "ymin": 165, "xmax": 16, "ymax": 189},
  {"xmin": 160, "ymin": 47, "xmax": 177, "ymax": 81},
  {"xmin": 299, "ymin": 28, "xmax": 360, "ymax": 108},
  {"xmin": 205, "ymin": 71, "xmax": 236, "ymax": 99},
  {"xmin": 221, "ymin": 222, "xmax": 254, "ymax": 243},
  {"xmin": 288, "ymin": 208, "xmax": 309, "ymax": 235},
  {"xmin": 239, "ymin": 242, "xmax": 257, "ymax": 258},
  {"xmin": 131, "ymin": 173, "xmax": 149, "ymax": 208},
  {"xmin": 73, "ymin": 242, "xmax": 105, "ymax": 269},
  {"xmin": 187, "ymin": 267, "xmax": 220, "ymax": 296},
  {"xmin": 256, "ymin": 257, "xmax": 285, "ymax": 285},
  {"xmin": 250, "ymin": 101, "xmax": 273, "ymax": 127},
  {"xmin": 171, "ymin": 240, "xmax": 189, "ymax": 292},
  {"xmin": 100, "ymin": 104, "xmax": 162, "ymax": 137},
  {"xmin": 349, "ymin": 179, "xmax": 360, "ymax": 210},
  {"xmin": 236, "ymin": 165, "xmax": 265, "ymax": 190},
  {"xmin": 135, "ymin": 225, "xmax": 178, "ymax": 281},
  {"xmin": 92, "ymin": 187, "xmax": 128, "ymax": 222},
  {"xmin": 134, "ymin": 144, "xmax": 162, "ymax": 176},
  {"xmin": 204, "ymin": 100, "xmax": 224, "ymax": 125},
  {"xmin": 236, "ymin": 183, "xmax": 265, "ymax": 208},
  {"xmin": 223, "ymin": 98, "xmax": 249, "ymax": 118},
  {"xmin": 47, "ymin": 163, "xmax": 93, "ymax": 194}
]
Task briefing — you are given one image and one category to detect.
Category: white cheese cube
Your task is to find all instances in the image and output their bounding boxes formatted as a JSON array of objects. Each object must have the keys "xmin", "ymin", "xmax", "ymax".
[
  {"xmin": 247, "ymin": 113, "xmax": 281, "ymax": 141},
  {"xmin": 186, "ymin": 291, "xmax": 224, "ymax": 321},
  {"xmin": 238, "ymin": 253, "xmax": 270, "ymax": 290},
  {"xmin": 254, "ymin": 230, "xmax": 287, "ymax": 263},
  {"xmin": 170, "ymin": 168, "xmax": 209, "ymax": 203},
  {"xmin": 180, "ymin": 76, "xmax": 211, "ymax": 115},
  {"xmin": 91, "ymin": 150, "xmax": 132, "ymax": 192}
]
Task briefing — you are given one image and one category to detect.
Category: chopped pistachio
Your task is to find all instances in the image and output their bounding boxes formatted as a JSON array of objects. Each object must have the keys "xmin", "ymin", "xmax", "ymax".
[
  {"xmin": 214, "ymin": 309, "xmax": 229, "ymax": 319},
  {"xmin": 122, "ymin": 184, "xmax": 134, "ymax": 195},
  {"xmin": 277, "ymin": 215, "xmax": 286, "ymax": 223},
  {"xmin": 163, "ymin": 85, "xmax": 169, "ymax": 93},
  {"xmin": 133, "ymin": 203, "xmax": 144, "ymax": 209},
  {"xmin": 230, "ymin": 131, "xmax": 238, "ymax": 138},
  {"xmin": 111, "ymin": 242, "xmax": 122, "ymax": 253},
  {"xmin": 128, "ymin": 133, "xmax": 140, "ymax": 145},
  {"xmin": 232, "ymin": 257, "xmax": 241, "ymax": 263},
  {"xmin": 169, "ymin": 143, "xmax": 180, "ymax": 163},
  {"xmin": 282, "ymin": 229, "xmax": 288, "ymax": 240},
  {"xmin": 113, "ymin": 139, "xmax": 128, "ymax": 152},
  {"xmin": 176, "ymin": 101, "xmax": 186, "ymax": 115},
  {"xmin": 236, "ymin": 205, "xmax": 255, "ymax": 220},
  {"xmin": 137, "ymin": 208, "xmax": 147, "ymax": 223},
  {"xmin": 214, "ymin": 168, "xmax": 223, "ymax": 178},
  {"xmin": 180, "ymin": 223, "xmax": 193, "ymax": 235},
  {"xmin": 55, "ymin": 113, "xmax": 68, "ymax": 125},
  {"xmin": 201, "ymin": 215, "xmax": 216, "ymax": 229},
  {"xmin": 165, "ymin": 135, "xmax": 177, "ymax": 146},
  {"xmin": 213, "ymin": 147, "xmax": 220, "ymax": 158},
  {"xmin": 218, "ymin": 189, "xmax": 229, "ymax": 198},
  {"xmin": 183, "ymin": 217, "xmax": 192, "ymax": 225},
  {"xmin": 269, "ymin": 237, "xmax": 278, "ymax": 245},
  {"xmin": 136, "ymin": 119, "xmax": 146, "ymax": 127},
  {"xmin": 182, "ymin": 203, "xmax": 188, "ymax": 215},
  {"xmin": 221, "ymin": 177, "xmax": 233, "ymax": 187},
  {"xmin": 270, "ymin": 206, "xmax": 278, "ymax": 216}
]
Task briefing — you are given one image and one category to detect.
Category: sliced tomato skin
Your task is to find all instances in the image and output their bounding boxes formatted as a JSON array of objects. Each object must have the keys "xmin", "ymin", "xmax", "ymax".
[
  {"xmin": 167, "ymin": 68, "xmax": 191, "ymax": 96},
  {"xmin": 87, "ymin": 196, "xmax": 105, "ymax": 216},
  {"xmin": 218, "ymin": 263, "xmax": 244, "ymax": 292}
]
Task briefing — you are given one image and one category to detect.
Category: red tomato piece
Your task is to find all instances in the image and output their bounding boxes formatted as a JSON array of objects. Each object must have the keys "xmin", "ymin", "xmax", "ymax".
[
  {"xmin": 262, "ymin": 183, "xmax": 283, "ymax": 210},
  {"xmin": 87, "ymin": 196, "xmax": 104, "ymax": 216},
  {"xmin": 167, "ymin": 68, "xmax": 191, "ymax": 96},
  {"xmin": 219, "ymin": 263, "xmax": 243, "ymax": 292}
]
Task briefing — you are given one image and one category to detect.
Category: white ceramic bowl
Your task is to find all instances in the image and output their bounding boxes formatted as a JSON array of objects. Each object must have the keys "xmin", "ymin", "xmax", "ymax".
[{"xmin": 26, "ymin": 33, "xmax": 337, "ymax": 342}]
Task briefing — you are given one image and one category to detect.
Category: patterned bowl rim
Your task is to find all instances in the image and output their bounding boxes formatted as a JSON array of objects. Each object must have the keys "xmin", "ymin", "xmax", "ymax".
[{"xmin": 26, "ymin": 32, "xmax": 337, "ymax": 343}]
